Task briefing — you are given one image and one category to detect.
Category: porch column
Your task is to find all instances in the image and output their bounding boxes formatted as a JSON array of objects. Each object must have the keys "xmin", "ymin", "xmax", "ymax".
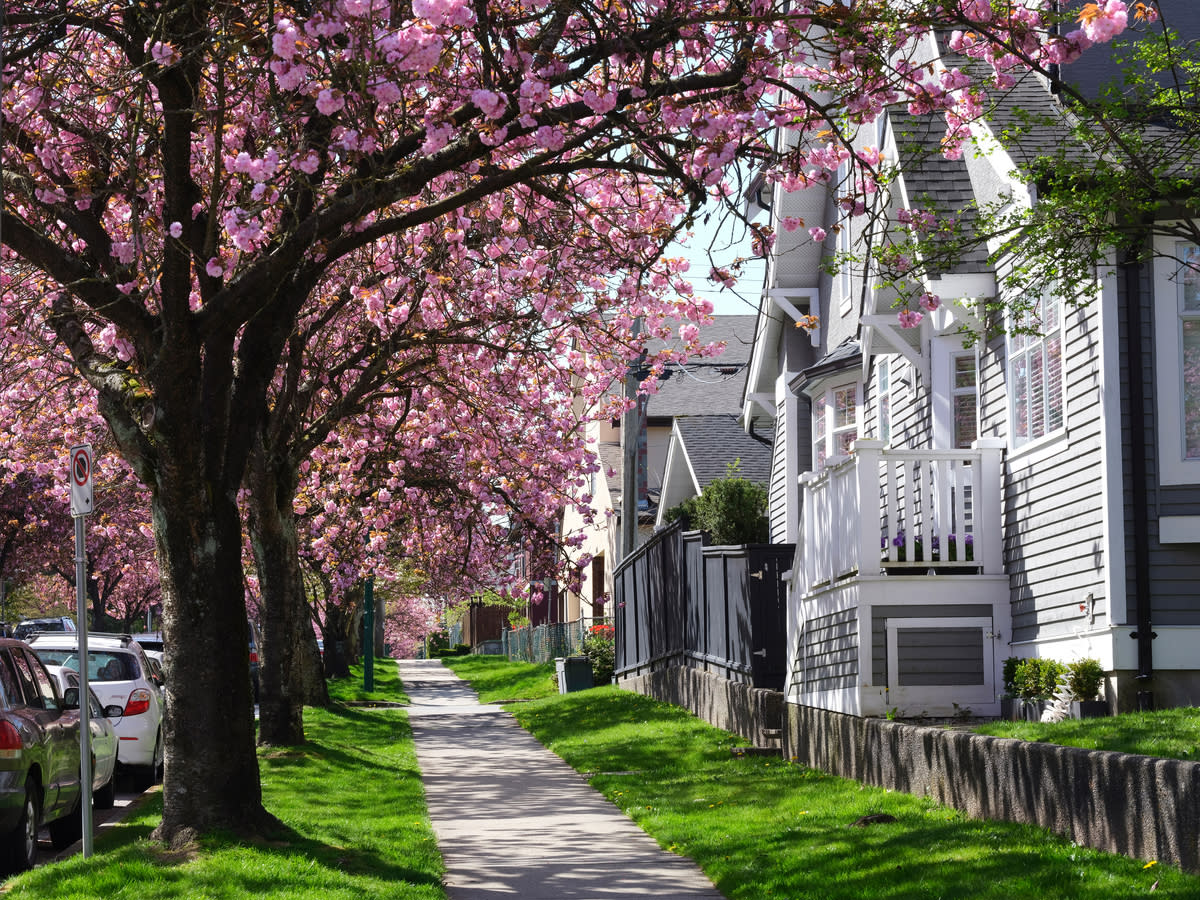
[
  {"xmin": 973, "ymin": 438, "xmax": 1005, "ymax": 575},
  {"xmin": 851, "ymin": 440, "xmax": 885, "ymax": 576},
  {"xmin": 798, "ymin": 471, "xmax": 821, "ymax": 593}
]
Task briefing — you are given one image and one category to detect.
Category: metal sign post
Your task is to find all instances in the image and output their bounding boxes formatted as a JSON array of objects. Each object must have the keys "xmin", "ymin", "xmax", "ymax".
[{"xmin": 69, "ymin": 444, "xmax": 94, "ymax": 858}]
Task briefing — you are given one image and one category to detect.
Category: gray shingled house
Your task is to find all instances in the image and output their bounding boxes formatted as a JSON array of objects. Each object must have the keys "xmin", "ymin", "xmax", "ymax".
[
  {"xmin": 656, "ymin": 414, "xmax": 773, "ymax": 525},
  {"xmin": 743, "ymin": 31, "xmax": 1200, "ymax": 721},
  {"xmin": 563, "ymin": 315, "xmax": 767, "ymax": 617}
]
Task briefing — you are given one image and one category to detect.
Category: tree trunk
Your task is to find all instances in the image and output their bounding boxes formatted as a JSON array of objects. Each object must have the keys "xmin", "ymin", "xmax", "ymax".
[
  {"xmin": 152, "ymin": 476, "xmax": 270, "ymax": 842},
  {"xmin": 296, "ymin": 626, "xmax": 329, "ymax": 707},
  {"xmin": 247, "ymin": 449, "xmax": 308, "ymax": 746},
  {"xmin": 322, "ymin": 584, "xmax": 362, "ymax": 679}
]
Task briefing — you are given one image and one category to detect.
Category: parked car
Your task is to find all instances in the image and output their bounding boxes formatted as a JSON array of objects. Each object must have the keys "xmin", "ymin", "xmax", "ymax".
[
  {"xmin": 0, "ymin": 638, "xmax": 83, "ymax": 872},
  {"xmin": 249, "ymin": 620, "xmax": 262, "ymax": 703},
  {"xmin": 132, "ymin": 633, "xmax": 165, "ymax": 676},
  {"xmin": 28, "ymin": 633, "xmax": 164, "ymax": 788},
  {"xmin": 43, "ymin": 666, "xmax": 121, "ymax": 810},
  {"xmin": 12, "ymin": 617, "xmax": 76, "ymax": 643}
]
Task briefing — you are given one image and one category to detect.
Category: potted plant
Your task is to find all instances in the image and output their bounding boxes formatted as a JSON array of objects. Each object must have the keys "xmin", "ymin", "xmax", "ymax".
[
  {"xmin": 1000, "ymin": 657, "xmax": 1068, "ymax": 720},
  {"xmin": 945, "ymin": 533, "xmax": 974, "ymax": 562},
  {"xmin": 1067, "ymin": 658, "xmax": 1108, "ymax": 718},
  {"xmin": 880, "ymin": 529, "xmax": 928, "ymax": 574},
  {"xmin": 881, "ymin": 530, "xmax": 978, "ymax": 574}
]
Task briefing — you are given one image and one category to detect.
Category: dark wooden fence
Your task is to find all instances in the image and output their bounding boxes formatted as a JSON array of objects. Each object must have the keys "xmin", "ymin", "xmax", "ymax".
[{"xmin": 613, "ymin": 521, "xmax": 794, "ymax": 690}]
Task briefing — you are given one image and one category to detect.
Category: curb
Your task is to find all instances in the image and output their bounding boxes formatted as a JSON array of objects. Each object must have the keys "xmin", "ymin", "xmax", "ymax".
[{"xmin": 50, "ymin": 784, "xmax": 162, "ymax": 863}]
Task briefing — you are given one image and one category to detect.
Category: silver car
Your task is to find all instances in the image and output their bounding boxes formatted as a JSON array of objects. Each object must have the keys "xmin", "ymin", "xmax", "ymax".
[
  {"xmin": 29, "ymin": 633, "xmax": 164, "ymax": 788},
  {"xmin": 44, "ymin": 666, "xmax": 121, "ymax": 809}
]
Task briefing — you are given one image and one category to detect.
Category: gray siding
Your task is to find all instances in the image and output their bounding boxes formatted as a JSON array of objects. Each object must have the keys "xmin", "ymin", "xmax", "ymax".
[
  {"xmin": 871, "ymin": 604, "xmax": 993, "ymax": 684},
  {"xmin": 979, "ymin": 294, "xmax": 1109, "ymax": 643},
  {"xmin": 887, "ymin": 357, "xmax": 933, "ymax": 451},
  {"xmin": 795, "ymin": 607, "xmax": 857, "ymax": 693},
  {"xmin": 895, "ymin": 627, "xmax": 985, "ymax": 686}
]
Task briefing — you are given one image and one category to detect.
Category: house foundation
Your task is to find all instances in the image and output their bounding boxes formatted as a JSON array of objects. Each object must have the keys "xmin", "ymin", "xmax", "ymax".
[{"xmin": 784, "ymin": 702, "xmax": 1200, "ymax": 873}]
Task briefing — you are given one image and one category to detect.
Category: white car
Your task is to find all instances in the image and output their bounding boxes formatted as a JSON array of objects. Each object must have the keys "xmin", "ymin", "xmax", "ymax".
[
  {"xmin": 29, "ymin": 634, "xmax": 164, "ymax": 787},
  {"xmin": 43, "ymin": 665, "xmax": 120, "ymax": 809}
]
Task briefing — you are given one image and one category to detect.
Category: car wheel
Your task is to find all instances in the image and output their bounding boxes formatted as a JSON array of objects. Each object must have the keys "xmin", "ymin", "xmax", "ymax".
[
  {"xmin": 2, "ymin": 778, "xmax": 39, "ymax": 873},
  {"xmin": 93, "ymin": 771, "xmax": 116, "ymax": 810},
  {"xmin": 47, "ymin": 794, "xmax": 82, "ymax": 851},
  {"xmin": 135, "ymin": 732, "xmax": 163, "ymax": 789}
]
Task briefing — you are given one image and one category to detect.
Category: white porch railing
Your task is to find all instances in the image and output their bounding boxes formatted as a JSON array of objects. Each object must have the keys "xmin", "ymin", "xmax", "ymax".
[{"xmin": 796, "ymin": 438, "xmax": 1004, "ymax": 595}]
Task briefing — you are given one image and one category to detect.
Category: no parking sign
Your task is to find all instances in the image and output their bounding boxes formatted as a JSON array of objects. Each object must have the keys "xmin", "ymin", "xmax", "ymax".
[{"xmin": 69, "ymin": 444, "xmax": 93, "ymax": 516}]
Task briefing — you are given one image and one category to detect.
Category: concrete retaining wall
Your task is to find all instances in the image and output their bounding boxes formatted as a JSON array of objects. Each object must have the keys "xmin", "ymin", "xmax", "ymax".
[
  {"xmin": 618, "ymin": 667, "xmax": 783, "ymax": 748},
  {"xmin": 785, "ymin": 703, "xmax": 1200, "ymax": 873}
]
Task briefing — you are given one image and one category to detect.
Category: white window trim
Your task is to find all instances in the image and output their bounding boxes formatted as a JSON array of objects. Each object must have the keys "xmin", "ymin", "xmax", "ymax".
[
  {"xmin": 810, "ymin": 377, "xmax": 863, "ymax": 471},
  {"xmin": 877, "ymin": 357, "xmax": 892, "ymax": 445},
  {"xmin": 1153, "ymin": 233, "xmax": 1200, "ymax": 485},
  {"xmin": 837, "ymin": 163, "xmax": 853, "ymax": 317},
  {"xmin": 931, "ymin": 338, "xmax": 979, "ymax": 450},
  {"xmin": 1005, "ymin": 293, "xmax": 1066, "ymax": 454}
]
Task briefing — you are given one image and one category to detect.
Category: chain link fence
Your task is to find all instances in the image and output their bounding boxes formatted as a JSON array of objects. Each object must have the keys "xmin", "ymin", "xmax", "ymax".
[{"xmin": 502, "ymin": 617, "xmax": 612, "ymax": 664}]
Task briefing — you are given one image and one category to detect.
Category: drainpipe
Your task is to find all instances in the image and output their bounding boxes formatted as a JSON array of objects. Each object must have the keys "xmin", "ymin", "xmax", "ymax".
[{"xmin": 1124, "ymin": 256, "xmax": 1155, "ymax": 710}]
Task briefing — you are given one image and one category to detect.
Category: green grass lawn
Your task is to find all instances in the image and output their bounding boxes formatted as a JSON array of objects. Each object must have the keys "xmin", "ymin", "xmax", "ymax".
[
  {"xmin": 6, "ymin": 659, "xmax": 443, "ymax": 900},
  {"xmin": 973, "ymin": 706, "xmax": 1200, "ymax": 761},
  {"xmin": 449, "ymin": 660, "xmax": 1199, "ymax": 900},
  {"xmin": 327, "ymin": 657, "xmax": 409, "ymax": 705},
  {"xmin": 441, "ymin": 654, "xmax": 557, "ymax": 703}
]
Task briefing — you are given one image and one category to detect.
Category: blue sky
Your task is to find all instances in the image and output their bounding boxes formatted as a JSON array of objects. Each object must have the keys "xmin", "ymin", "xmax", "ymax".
[{"xmin": 671, "ymin": 204, "xmax": 765, "ymax": 317}]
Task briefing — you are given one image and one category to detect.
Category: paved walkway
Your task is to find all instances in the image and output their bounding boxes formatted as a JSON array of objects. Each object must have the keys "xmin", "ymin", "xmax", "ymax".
[{"xmin": 400, "ymin": 658, "xmax": 726, "ymax": 900}]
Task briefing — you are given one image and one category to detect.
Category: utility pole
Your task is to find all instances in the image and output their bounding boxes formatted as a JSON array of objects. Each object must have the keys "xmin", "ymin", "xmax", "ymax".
[{"xmin": 620, "ymin": 318, "xmax": 644, "ymax": 563}]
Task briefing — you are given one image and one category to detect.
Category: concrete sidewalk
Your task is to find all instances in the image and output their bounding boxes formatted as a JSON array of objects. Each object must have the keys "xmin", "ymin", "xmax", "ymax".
[{"xmin": 400, "ymin": 658, "xmax": 726, "ymax": 900}]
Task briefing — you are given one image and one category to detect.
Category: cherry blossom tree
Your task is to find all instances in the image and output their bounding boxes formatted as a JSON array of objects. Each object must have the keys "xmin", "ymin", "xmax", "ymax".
[
  {"xmin": 2, "ymin": 0, "xmax": 1129, "ymax": 841},
  {"xmin": 0, "ymin": 328, "xmax": 161, "ymax": 629}
]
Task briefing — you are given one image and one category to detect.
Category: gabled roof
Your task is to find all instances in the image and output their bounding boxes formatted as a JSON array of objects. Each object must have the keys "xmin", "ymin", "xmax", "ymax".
[
  {"xmin": 674, "ymin": 415, "xmax": 773, "ymax": 487},
  {"xmin": 890, "ymin": 110, "xmax": 992, "ymax": 276},
  {"xmin": 642, "ymin": 315, "xmax": 757, "ymax": 418},
  {"xmin": 656, "ymin": 414, "xmax": 773, "ymax": 523}
]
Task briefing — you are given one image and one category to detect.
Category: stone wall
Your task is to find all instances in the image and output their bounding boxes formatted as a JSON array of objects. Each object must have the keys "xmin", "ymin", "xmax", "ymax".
[
  {"xmin": 618, "ymin": 667, "xmax": 783, "ymax": 748},
  {"xmin": 785, "ymin": 703, "xmax": 1200, "ymax": 874}
]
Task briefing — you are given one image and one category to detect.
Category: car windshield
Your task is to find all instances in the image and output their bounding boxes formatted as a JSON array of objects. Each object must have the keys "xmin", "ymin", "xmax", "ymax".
[{"xmin": 35, "ymin": 649, "xmax": 139, "ymax": 682}]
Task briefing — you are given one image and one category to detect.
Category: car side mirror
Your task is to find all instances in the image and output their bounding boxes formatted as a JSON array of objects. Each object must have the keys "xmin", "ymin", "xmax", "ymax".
[
  {"xmin": 62, "ymin": 687, "xmax": 81, "ymax": 710},
  {"xmin": 103, "ymin": 704, "xmax": 125, "ymax": 718}
]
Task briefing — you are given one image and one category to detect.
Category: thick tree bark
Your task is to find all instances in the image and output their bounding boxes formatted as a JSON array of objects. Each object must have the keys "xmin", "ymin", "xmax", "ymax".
[
  {"xmin": 322, "ymin": 583, "xmax": 362, "ymax": 679},
  {"xmin": 151, "ymin": 473, "xmax": 270, "ymax": 842},
  {"xmin": 296, "ymin": 627, "xmax": 329, "ymax": 707},
  {"xmin": 247, "ymin": 449, "xmax": 308, "ymax": 746}
]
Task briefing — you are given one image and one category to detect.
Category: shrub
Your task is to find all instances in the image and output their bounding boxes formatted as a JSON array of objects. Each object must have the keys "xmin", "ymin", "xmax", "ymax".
[
  {"xmin": 1067, "ymin": 658, "xmax": 1105, "ymax": 701},
  {"xmin": 1010, "ymin": 657, "xmax": 1068, "ymax": 699},
  {"xmin": 1002, "ymin": 657, "xmax": 1021, "ymax": 696},
  {"xmin": 582, "ymin": 624, "xmax": 615, "ymax": 684},
  {"xmin": 664, "ymin": 461, "xmax": 768, "ymax": 545}
]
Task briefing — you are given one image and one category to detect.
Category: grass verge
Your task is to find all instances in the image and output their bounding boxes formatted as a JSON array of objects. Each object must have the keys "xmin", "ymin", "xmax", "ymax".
[
  {"xmin": 7, "ymin": 658, "xmax": 443, "ymax": 900},
  {"xmin": 449, "ymin": 660, "xmax": 1198, "ymax": 900},
  {"xmin": 441, "ymin": 655, "xmax": 557, "ymax": 703},
  {"xmin": 327, "ymin": 657, "xmax": 409, "ymax": 704},
  {"xmin": 973, "ymin": 706, "xmax": 1200, "ymax": 761}
]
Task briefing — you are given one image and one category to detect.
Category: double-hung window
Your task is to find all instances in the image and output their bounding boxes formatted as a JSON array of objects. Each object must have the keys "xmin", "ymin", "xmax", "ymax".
[
  {"xmin": 1007, "ymin": 293, "xmax": 1064, "ymax": 449},
  {"xmin": 812, "ymin": 381, "xmax": 861, "ymax": 471},
  {"xmin": 1155, "ymin": 238, "xmax": 1200, "ymax": 483},
  {"xmin": 951, "ymin": 352, "xmax": 979, "ymax": 449}
]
